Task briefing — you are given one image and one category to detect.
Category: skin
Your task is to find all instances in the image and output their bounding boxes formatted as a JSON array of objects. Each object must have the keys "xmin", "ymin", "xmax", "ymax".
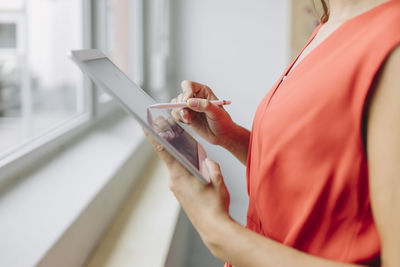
[
  {"xmin": 170, "ymin": 81, "xmax": 250, "ymax": 165},
  {"xmin": 145, "ymin": 0, "xmax": 400, "ymax": 266}
]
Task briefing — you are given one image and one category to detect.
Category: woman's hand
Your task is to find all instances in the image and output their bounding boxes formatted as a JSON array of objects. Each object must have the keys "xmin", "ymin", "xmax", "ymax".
[
  {"xmin": 144, "ymin": 129, "xmax": 365, "ymax": 267},
  {"xmin": 172, "ymin": 80, "xmax": 235, "ymax": 147},
  {"xmin": 171, "ymin": 80, "xmax": 251, "ymax": 165},
  {"xmin": 144, "ymin": 129, "xmax": 231, "ymax": 240}
]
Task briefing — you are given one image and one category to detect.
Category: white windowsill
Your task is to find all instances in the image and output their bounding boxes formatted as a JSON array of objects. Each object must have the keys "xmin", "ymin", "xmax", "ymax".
[
  {"xmin": 0, "ymin": 109, "xmax": 173, "ymax": 267},
  {"xmin": 85, "ymin": 156, "xmax": 180, "ymax": 267}
]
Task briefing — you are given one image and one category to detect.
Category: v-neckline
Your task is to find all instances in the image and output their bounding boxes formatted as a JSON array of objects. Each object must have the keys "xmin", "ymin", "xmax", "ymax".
[
  {"xmin": 265, "ymin": 0, "xmax": 396, "ymax": 107},
  {"xmin": 285, "ymin": 0, "xmax": 395, "ymax": 80}
]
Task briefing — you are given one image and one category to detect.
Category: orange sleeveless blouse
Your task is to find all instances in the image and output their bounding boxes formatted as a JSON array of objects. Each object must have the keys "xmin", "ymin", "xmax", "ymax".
[{"xmin": 226, "ymin": 1, "xmax": 400, "ymax": 266}]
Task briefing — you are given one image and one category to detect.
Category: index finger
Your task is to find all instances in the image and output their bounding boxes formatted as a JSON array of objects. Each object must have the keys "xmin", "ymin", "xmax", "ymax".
[
  {"xmin": 181, "ymin": 80, "xmax": 208, "ymax": 101},
  {"xmin": 181, "ymin": 80, "xmax": 218, "ymax": 101}
]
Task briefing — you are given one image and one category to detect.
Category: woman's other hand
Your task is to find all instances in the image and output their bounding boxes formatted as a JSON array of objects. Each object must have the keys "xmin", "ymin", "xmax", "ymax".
[{"xmin": 144, "ymin": 129, "xmax": 231, "ymax": 239}]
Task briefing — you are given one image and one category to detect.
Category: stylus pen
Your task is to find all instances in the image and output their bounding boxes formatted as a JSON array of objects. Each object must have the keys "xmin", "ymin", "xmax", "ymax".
[{"xmin": 149, "ymin": 99, "xmax": 231, "ymax": 109}]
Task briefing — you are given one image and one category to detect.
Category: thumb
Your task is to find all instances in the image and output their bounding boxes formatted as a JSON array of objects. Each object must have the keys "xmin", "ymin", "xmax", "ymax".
[
  {"xmin": 205, "ymin": 158, "xmax": 223, "ymax": 186},
  {"xmin": 187, "ymin": 98, "xmax": 222, "ymax": 120}
]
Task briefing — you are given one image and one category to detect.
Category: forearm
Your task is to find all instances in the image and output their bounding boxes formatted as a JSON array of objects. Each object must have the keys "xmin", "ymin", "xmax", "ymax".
[
  {"xmin": 221, "ymin": 123, "xmax": 250, "ymax": 165},
  {"xmin": 204, "ymin": 218, "xmax": 366, "ymax": 267}
]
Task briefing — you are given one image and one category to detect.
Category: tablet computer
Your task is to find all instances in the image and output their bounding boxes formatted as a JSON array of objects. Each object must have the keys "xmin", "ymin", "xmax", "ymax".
[{"xmin": 69, "ymin": 49, "xmax": 210, "ymax": 183}]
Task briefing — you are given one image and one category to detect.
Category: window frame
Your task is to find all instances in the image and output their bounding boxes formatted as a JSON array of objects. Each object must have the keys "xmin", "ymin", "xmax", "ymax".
[
  {"xmin": 0, "ymin": 0, "xmax": 93, "ymax": 185},
  {"xmin": 93, "ymin": 0, "xmax": 144, "ymax": 110},
  {"xmin": 0, "ymin": 0, "xmax": 145, "ymax": 187}
]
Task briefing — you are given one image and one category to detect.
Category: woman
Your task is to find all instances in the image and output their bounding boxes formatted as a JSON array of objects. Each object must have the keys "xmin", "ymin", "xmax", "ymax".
[{"xmin": 145, "ymin": 0, "xmax": 400, "ymax": 266}]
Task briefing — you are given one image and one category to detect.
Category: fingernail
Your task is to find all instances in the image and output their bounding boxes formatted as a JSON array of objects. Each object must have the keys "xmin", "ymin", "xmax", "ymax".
[
  {"xmin": 180, "ymin": 109, "xmax": 189, "ymax": 123},
  {"xmin": 155, "ymin": 144, "xmax": 164, "ymax": 152},
  {"xmin": 188, "ymin": 99, "xmax": 200, "ymax": 108}
]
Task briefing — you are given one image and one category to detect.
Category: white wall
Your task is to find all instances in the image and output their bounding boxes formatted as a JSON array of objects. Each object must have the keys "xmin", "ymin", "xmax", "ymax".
[
  {"xmin": 165, "ymin": 1, "xmax": 290, "ymax": 266},
  {"xmin": 168, "ymin": 0, "xmax": 290, "ymax": 224}
]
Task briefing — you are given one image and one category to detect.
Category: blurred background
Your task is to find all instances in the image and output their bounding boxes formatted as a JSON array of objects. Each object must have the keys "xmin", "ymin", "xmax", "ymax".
[
  {"xmin": 0, "ymin": 0, "xmax": 321, "ymax": 266},
  {"xmin": 0, "ymin": 0, "xmax": 83, "ymax": 153}
]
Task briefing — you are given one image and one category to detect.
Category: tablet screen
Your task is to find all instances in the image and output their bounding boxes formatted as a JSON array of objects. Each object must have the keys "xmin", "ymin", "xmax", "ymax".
[
  {"xmin": 82, "ymin": 57, "xmax": 208, "ymax": 180},
  {"xmin": 146, "ymin": 109, "xmax": 200, "ymax": 169}
]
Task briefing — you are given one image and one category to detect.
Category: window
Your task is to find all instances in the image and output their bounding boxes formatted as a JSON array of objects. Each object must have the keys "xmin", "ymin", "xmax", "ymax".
[
  {"xmin": 0, "ymin": 0, "xmax": 146, "ymax": 180},
  {"xmin": 105, "ymin": 0, "xmax": 131, "ymax": 75},
  {"xmin": 0, "ymin": 23, "xmax": 17, "ymax": 48},
  {"xmin": 95, "ymin": 0, "xmax": 144, "ymax": 103},
  {"xmin": 0, "ymin": 0, "xmax": 88, "ymax": 159}
]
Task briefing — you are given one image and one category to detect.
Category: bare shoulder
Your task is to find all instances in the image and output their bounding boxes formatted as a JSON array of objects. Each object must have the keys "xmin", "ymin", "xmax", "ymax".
[
  {"xmin": 374, "ymin": 45, "xmax": 400, "ymax": 94},
  {"xmin": 380, "ymin": 45, "xmax": 400, "ymax": 81},
  {"xmin": 367, "ymin": 45, "xmax": 400, "ymax": 128}
]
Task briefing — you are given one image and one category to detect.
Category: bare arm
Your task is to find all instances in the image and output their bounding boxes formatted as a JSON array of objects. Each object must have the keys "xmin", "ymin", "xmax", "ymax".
[
  {"xmin": 366, "ymin": 46, "xmax": 400, "ymax": 267},
  {"xmin": 220, "ymin": 123, "xmax": 250, "ymax": 165}
]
